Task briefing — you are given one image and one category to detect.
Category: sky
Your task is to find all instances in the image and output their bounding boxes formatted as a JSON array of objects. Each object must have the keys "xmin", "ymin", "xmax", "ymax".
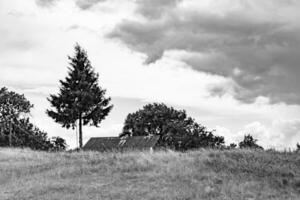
[{"xmin": 1, "ymin": 0, "xmax": 300, "ymax": 149}]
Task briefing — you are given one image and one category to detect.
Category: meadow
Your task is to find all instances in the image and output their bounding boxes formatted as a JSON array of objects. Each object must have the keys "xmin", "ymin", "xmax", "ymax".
[{"xmin": 0, "ymin": 148, "xmax": 299, "ymax": 200}]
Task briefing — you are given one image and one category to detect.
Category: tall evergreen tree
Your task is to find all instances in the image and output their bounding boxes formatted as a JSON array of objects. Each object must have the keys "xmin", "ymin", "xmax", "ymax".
[{"xmin": 47, "ymin": 44, "xmax": 113, "ymax": 148}]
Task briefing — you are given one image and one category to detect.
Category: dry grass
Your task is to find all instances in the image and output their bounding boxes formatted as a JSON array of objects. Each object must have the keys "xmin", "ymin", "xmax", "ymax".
[{"xmin": 0, "ymin": 148, "xmax": 299, "ymax": 200}]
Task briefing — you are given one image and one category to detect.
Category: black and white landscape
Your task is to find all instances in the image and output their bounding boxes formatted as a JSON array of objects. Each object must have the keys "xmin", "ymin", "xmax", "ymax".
[{"xmin": 0, "ymin": 0, "xmax": 300, "ymax": 199}]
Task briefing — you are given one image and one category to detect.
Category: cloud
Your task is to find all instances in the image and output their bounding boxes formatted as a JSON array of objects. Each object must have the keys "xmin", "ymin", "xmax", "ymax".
[
  {"xmin": 108, "ymin": 0, "xmax": 300, "ymax": 105},
  {"xmin": 75, "ymin": 0, "xmax": 106, "ymax": 10},
  {"xmin": 216, "ymin": 119, "xmax": 300, "ymax": 149},
  {"xmin": 215, "ymin": 126, "xmax": 235, "ymax": 144},
  {"xmin": 35, "ymin": 0, "xmax": 58, "ymax": 7},
  {"xmin": 272, "ymin": 119, "xmax": 300, "ymax": 143},
  {"xmin": 236, "ymin": 120, "xmax": 300, "ymax": 149},
  {"xmin": 135, "ymin": 0, "xmax": 181, "ymax": 19},
  {"xmin": 237, "ymin": 122, "xmax": 272, "ymax": 146},
  {"xmin": 35, "ymin": 0, "xmax": 106, "ymax": 9}
]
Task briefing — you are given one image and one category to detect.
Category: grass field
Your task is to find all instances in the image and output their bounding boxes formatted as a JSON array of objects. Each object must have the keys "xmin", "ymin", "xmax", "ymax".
[{"xmin": 0, "ymin": 148, "xmax": 300, "ymax": 200}]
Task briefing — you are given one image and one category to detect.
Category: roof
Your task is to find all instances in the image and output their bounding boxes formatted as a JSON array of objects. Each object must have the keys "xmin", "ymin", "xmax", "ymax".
[
  {"xmin": 83, "ymin": 135, "xmax": 160, "ymax": 151},
  {"xmin": 83, "ymin": 137, "xmax": 121, "ymax": 152}
]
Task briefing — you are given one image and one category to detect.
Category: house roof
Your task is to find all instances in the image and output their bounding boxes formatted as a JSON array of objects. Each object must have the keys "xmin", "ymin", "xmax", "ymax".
[
  {"xmin": 83, "ymin": 137, "xmax": 121, "ymax": 152},
  {"xmin": 83, "ymin": 135, "xmax": 160, "ymax": 151}
]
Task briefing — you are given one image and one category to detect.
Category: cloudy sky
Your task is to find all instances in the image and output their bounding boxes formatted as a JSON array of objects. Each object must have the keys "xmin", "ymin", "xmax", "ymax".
[{"xmin": 1, "ymin": 0, "xmax": 300, "ymax": 149}]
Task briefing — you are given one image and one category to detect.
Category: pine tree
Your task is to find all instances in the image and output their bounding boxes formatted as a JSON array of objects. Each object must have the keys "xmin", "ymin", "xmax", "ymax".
[{"xmin": 47, "ymin": 44, "xmax": 113, "ymax": 148}]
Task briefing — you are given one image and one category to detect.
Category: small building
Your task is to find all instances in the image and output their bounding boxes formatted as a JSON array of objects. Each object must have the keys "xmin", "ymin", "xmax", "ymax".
[{"xmin": 83, "ymin": 135, "xmax": 160, "ymax": 152}]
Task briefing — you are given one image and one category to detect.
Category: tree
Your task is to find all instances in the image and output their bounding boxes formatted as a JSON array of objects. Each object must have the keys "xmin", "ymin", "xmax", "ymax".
[
  {"xmin": 229, "ymin": 143, "xmax": 237, "ymax": 149},
  {"xmin": 0, "ymin": 87, "xmax": 34, "ymax": 147},
  {"xmin": 0, "ymin": 118, "xmax": 50, "ymax": 150},
  {"xmin": 0, "ymin": 87, "xmax": 32, "ymax": 121},
  {"xmin": 49, "ymin": 136, "xmax": 67, "ymax": 151},
  {"xmin": 296, "ymin": 143, "xmax": 300, "ymax": 152},
  {"xmin": 47, "ymin": 44, "xmax": 113, "ymax": 148},
  {"xmin": 121, "ymin": 103, "xmax": 224, "ymax": 150},
  {"xmin": 239, "ymin": 134, "xmax": 263, "ymax": 150},
  {"xmin": 0, "ymin": 87, "xmax": 63, "ymax": 151}
]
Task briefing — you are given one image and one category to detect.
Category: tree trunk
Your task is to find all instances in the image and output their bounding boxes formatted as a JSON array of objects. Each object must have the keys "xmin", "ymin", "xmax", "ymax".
[
  {"xmin": 79, "ymin": 114, "xmax": 83, "ymax": 149},
  {"xmin": 9, "ymin": 120, "xmax": 12, "ymax": 147}
]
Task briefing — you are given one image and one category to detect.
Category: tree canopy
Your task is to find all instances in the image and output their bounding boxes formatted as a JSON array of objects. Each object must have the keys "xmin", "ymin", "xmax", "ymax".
[
  {"xmin": 239, "ymin": 134, "xmax": 263, "ymax": 150},
  {"xmin": 296, "ymin": 143, "xmax": 300, "ymax": 152},
  {"xmin": 49, "ymin": 136, "xmax": 67, "ymax": 151},
  {"xmin": 47, "ymin": 44, "xmax": 113, "ymax": 148},
  {"xmin": 0, "ymin": 87, "xmax": 66, "ymax": 151},
  {"xmin": 121, "ymin": 103, "xmax": 224, "ymax": 150},
  {"xmin": 0, "ymin": 87, "xmax": 32, "ymax": 121}
]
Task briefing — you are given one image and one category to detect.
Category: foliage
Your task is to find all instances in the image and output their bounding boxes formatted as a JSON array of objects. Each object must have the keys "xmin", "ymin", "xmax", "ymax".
[
  {"xmin": 0, "ymin": 118, "xmax": 50, "ymax": 150},
  {"xmin": 47, "ymin": 44, "xmax": 113, "ymax": 148},
  {"xmin": 296, "ymin": 143, "xmax": 300, "ymax": 152},
  {"xmin": 0, "ymin": 87, "xmax": 66, "ymax": 151},
  {"xmin": 49, "ymin": 136, "xmax": 67, "ymax": 151},
  {"xmin": 121, "ymin": 103, "xmax": 224, "ymax": 150},
  {"xmin": 0, "ymin": 118, "xmax": 67, "ymax": 151},
  {"xmin": 239, "ymin": 134, "xmax": 263, "ymax": 150},
  {"xmin": 0, "ymin": 87, "xmax": 33, "ymax": 120},
  {"xmin": 228, "ymin": 143, "xmax": 237, "ymax": 149}
]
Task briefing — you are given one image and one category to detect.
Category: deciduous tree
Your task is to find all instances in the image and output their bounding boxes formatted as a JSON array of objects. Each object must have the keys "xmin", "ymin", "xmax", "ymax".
[
  {"xmin": 50, "ymin": 136, "xmax": 67, "ymax": 151},
  {"xmin": 0, "ymin": 87, "xmax": 32, "ymax": 121},
  {"xmin": 121, "ymin": 103, "xmax": 224, "ymax": 150},
  {"xmin": 0, "ymin": 87, "xmax": 64, "ymax": 151}
]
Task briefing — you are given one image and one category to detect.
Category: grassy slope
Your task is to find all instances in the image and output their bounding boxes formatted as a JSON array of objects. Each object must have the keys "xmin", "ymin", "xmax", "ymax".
[{"xmin": 0, "ymin": 148, "xmax": 299, "ymax": 200}]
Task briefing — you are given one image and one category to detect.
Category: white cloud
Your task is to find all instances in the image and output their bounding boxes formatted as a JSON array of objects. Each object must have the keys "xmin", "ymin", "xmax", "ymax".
[
  {"xmin": 218, "ymin": 120, "xmax": 300, "ymax": 150},
  {"xmin": 236, "ymin": 122, "xmax": 272, "ymax": 147},
  {"xmin": 215, "ymin": 126, "xmax": 235, "ymax": 144}
]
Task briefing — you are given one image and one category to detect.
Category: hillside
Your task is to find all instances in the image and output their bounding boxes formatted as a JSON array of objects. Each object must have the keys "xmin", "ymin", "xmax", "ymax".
[{"xmin": 0, "ymin": 148, "xmax": 299, "ymax": 200}]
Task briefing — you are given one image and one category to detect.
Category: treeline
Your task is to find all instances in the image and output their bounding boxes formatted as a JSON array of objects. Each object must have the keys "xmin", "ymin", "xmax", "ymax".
[
  {"xmin": 1, "ymin": 44, "xmax": 299, "ymax": 152},
  {"xmin": 0, "ymin": 87, "xmax": 66, "ymax": 151},
  {"xmin": 120, "ymin": 103, "xmax": 268, "ymax": 151},
  {"xmin": 0, "ymin": 86, "xmax": 270, "ymax": 152}
]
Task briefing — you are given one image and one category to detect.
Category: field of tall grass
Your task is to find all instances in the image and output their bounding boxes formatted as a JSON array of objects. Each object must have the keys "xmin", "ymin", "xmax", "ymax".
[{"xmin": 0, "ymin": 148, "xmax": 299, "ymax": 200}]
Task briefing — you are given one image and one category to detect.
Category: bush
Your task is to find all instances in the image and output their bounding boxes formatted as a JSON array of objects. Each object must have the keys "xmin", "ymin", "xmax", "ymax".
[{"xmin": 239, "ymin": 134, "xmax": 263, "ymax": 150}]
